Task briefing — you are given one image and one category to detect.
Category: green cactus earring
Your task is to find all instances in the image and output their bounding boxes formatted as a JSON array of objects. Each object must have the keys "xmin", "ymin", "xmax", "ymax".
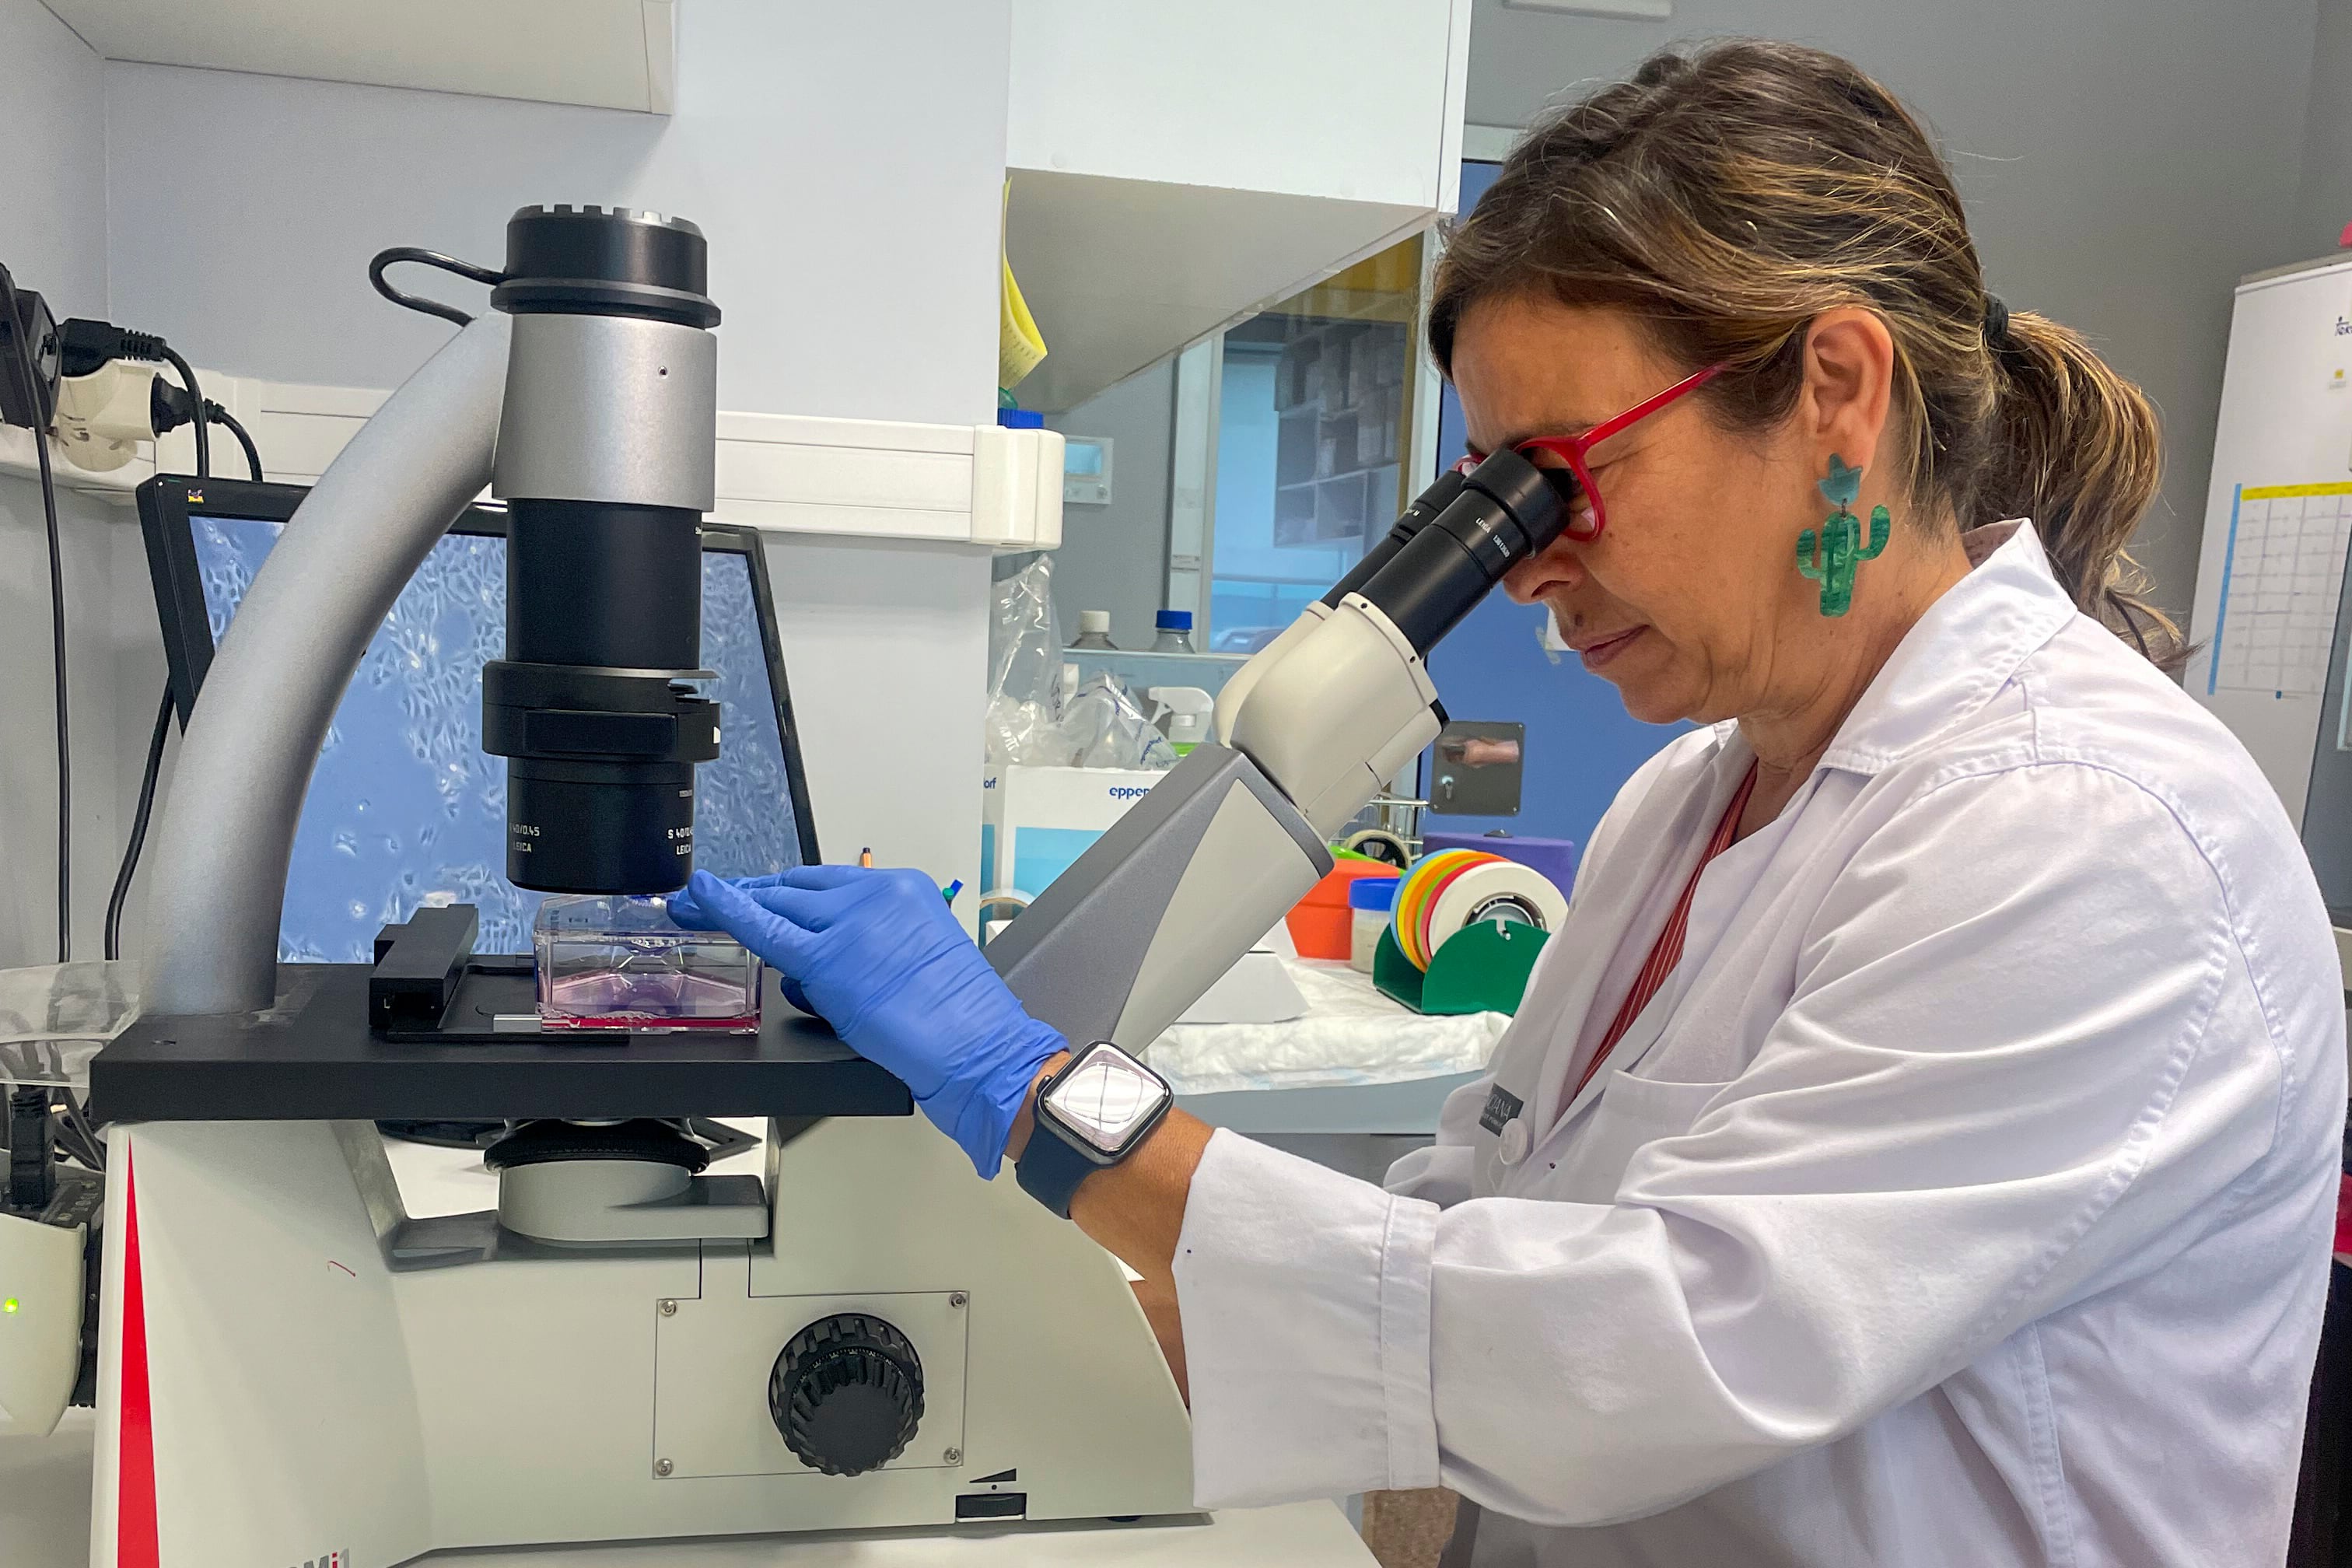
[{"xmin": 1798, "ymin": 454, "xmax": 1890, "ymax": 617}]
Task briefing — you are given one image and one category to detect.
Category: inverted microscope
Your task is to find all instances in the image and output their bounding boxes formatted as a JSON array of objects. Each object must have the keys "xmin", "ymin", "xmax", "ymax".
[{"xmin": 0, "ymin": 203, "xmax": 1570, "ymax": 1565}]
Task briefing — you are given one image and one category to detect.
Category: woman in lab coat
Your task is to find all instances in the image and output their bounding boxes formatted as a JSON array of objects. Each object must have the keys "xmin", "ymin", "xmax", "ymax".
[{"xmin": 679, "ymin": 40, "xmax": 2346, "ymax": 1566}]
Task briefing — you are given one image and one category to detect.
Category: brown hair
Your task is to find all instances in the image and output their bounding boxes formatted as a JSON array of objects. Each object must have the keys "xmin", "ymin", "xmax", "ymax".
[{"xmin": 1429, "ymin": 40, "xmax": 2181, "ymax": 669}]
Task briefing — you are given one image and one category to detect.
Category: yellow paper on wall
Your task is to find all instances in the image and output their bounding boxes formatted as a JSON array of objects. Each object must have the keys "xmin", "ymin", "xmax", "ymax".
[{"xmin": 999, "ymin": 181, "xmax": 1047, "ymax": 390}]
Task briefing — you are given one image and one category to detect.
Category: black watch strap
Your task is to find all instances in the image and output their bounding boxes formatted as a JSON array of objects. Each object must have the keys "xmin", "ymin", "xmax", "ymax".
[{"xmin": 1014, "ymin": 1114, "xmax": 1097, "ymax": 1220}]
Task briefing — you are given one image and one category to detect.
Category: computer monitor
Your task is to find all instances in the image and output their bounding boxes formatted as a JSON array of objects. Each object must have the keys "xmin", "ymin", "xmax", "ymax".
[{"xmin": 138, "ymin": 476, "xmax": 820, "ymax": 961}]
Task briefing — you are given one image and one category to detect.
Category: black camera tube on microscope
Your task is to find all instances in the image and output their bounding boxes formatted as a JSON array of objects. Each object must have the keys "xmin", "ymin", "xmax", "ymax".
[{"xmin": 481, "ymin": 205, "xmax": 723, "ymax": 894}]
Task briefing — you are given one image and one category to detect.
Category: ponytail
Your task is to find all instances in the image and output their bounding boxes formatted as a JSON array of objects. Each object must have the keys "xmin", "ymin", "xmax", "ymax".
[{"xmin": 1980, "ymin": 310, "xmax": 2182, "ymax": 671}]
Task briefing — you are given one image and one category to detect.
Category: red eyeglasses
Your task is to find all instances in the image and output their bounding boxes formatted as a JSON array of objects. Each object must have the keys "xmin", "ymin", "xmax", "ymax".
[{"xmin": 1455, "ymin": 363, "xmax": 1724, "ymax": 541}]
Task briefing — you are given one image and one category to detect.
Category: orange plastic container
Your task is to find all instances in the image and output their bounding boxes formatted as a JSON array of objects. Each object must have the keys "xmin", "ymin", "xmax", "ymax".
[{"xmin": 1286, "ymin": 859, "xmax": 1402, "ymax": 960}]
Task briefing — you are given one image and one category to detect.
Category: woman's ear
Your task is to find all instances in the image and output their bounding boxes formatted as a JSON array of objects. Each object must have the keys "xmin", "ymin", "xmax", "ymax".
[{"xmin": 1799, "ymin": 308, "xmax": 1896, "ymax": 481}]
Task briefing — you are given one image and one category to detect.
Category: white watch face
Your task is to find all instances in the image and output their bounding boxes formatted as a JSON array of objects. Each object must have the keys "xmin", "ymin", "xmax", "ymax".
[{"xmin": 1045, "ymin": 1046, "xmax": 1169, "ymax": 1154}]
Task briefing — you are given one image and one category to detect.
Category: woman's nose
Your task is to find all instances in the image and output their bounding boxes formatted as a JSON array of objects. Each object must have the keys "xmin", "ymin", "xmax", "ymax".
[{"xmin": 1503, "ymin": 538, "xmax": 1584, "ymax": 605}]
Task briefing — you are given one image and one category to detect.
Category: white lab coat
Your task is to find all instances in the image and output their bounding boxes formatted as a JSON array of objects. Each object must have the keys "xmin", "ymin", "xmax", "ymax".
[{"xmin": 1171, "ymin": 521, "xmax": 2346, "ymax": 1566}]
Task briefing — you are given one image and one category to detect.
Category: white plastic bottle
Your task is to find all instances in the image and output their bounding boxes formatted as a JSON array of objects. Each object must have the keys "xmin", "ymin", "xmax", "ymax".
[
  {"xmin": 1070, "ymin": 609, "xmax": 1118, "ymax": 651},
  {"xmin": 1349, "ymin": 876, "xmax": 1402, "ymax": 973},
  {"xmin": 1146, "ymin": 686, "xmax": 1216, "ymax": 756}
]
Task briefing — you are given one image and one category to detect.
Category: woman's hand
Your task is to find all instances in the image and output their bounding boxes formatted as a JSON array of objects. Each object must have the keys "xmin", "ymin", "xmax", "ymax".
[{"xmin": 670, "ymin": 866, "xmax": 1066, "ymax": 1176}]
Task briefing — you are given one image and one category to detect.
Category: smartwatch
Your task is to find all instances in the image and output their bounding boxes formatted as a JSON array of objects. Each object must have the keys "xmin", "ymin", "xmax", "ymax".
[{"xmin": 1014, "ymin": 1041, "xmax": 1174, "ymax": 1218}]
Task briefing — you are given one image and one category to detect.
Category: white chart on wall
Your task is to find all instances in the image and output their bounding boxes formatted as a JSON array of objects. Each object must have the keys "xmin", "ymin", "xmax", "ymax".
[{"xmin": 2207, "ymin": 481, "xmax": 2352, "ymax": 699}]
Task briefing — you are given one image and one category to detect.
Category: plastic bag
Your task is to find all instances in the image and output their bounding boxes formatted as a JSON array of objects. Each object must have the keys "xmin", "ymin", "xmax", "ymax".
[
  {"xmin": 1055, "ymin": 673, "xmax": 1177, "ymax": 770},
  {"xmin": 986, "ymin": 555, "xmax": 1065, "ymax": 766},
  {"xmin": 985, "ymin": 555, "xmax": 1175, "ymax": 770}
]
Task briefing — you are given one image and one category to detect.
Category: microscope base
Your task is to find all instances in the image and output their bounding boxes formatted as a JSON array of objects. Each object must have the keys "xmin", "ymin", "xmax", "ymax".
[{"xmin": 90, "ymin": 1115, "xmax": 1195, "ymax": 1566}]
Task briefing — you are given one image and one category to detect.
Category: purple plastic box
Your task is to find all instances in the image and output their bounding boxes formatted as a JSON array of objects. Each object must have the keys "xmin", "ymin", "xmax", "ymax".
[{"xmin": 1419, "ymin": 831, "xmax": 1578, "ymax": 897}]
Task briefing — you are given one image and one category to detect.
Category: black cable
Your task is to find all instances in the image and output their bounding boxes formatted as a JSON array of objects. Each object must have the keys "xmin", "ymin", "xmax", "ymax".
[
  {"xmin": 104, "ymin": 683, "xmax": 174, "ymax": 963},
  {"xmin": 35, "ymin": 368, "xmax": 66, "ymax": 963},
  {"xmin": 208, "ymin": 404, "xmax": 261, "ymax": 481},
  {"xmin": 101, "ymin": 390, "xmax": 251, "ymax": 965},
  {"xmin": 58, "ymin": 1092, "xmax": 104, "ymax": 1172},
  {"xmin": 35, "ymin": 1090, "xmax": 100, "ymax": 1174},
  {"xmin": 0, "ymin": 264, "xmax": 70, "ymax": 962},
  {"xmin": 97, "ymin": 397, "xmax": 252, "ymax": 962},
  {"xmin": 369, "ymin": 247, "xmax": 503, "ymax": 327},
  {"xmin": 156, "ymin": 346, "xmax": 208, "ymax": 478}
]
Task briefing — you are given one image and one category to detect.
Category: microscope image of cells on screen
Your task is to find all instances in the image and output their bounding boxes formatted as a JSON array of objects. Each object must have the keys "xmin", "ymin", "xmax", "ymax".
[{"xmin": 193, "ymin": 513, "xmax": 805, "ymax": 963}]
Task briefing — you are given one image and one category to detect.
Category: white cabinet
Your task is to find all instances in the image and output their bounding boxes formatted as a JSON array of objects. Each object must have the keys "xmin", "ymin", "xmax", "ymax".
[
  {"xmin": 1003, "ymin": 0, "xmax": 1473, "ymax": 411},
  {"xmin": 1008, "ymin": 0, "xmax": 1466, "ymax": 207},
  {"xmin": 40, "ymin": 0, "xmax": 675, "ymax": 112}
]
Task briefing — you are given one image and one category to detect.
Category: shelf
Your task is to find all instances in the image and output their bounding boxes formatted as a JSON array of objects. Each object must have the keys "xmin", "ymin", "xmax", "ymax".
[
  {"xmin": 40, "ymin": 0, "xmax": 677, "ymax": 113},
  {"xmin": 1278, "ymin": 465, "xmax": 1395, "ymax": 494},
  {"xmin": 2, "ymin": 374, "xmax": 1065, "ymax": 549}
]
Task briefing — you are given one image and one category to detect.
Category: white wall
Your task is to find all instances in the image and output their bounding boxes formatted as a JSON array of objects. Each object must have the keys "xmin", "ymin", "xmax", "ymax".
[
  {"xmin": 2296, "ymin": 0, "xmax": 2352, "ymax": 258},
  {"xmin": 0, "ymin": 0, "xmax": 134, "ymax": 970},
  {"xmin": 764, "ymin": 536, "xmax": 992, "ymax": 888},
  {"xmin": 0, "ymin": 2, "xmax": 107, "ymax": 313},
  {"xmin": 103, "ymin": 2, "xmax": 1008, "ymax": 428},
  {"xmin": 1461, "ymin": 0, "xmax": 2322, "ymax": 629},
  {"xmin": 79, "ymin": 0, "xmax": 1014, "ymax": 945}
]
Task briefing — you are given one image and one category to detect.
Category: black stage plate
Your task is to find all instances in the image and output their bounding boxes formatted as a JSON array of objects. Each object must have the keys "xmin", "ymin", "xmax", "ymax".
[{"xmin": 91, "ymin": 964, "xmax": 912, "ymax": 1125}]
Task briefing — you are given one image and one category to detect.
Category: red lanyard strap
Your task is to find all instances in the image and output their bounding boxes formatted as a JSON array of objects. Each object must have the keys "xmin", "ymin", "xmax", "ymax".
[{"xmin": 1570, "ymin": 765, "xmax": 1757, "ymax": 1104}]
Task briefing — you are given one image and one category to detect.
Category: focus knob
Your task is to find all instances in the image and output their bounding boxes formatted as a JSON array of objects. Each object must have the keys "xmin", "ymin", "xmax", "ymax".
[{"xmin": 768, "ymin": 1313, "xmax": 924, "ymax": 1476}]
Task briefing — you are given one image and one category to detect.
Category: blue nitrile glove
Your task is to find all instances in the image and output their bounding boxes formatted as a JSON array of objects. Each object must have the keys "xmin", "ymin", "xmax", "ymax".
[{"xmin": 670, "ymin": 866, "xmax": 1066, "ymax": 1176}]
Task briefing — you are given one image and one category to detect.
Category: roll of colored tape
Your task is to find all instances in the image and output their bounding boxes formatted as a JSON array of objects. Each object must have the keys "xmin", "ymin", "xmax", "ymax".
[
  {"xmin": 1391, "ymin": 849, "xmax": 1501, "ymax": 971},
  {"xmin": 1414, "ymin": 854, "xmax": 1501, "ymax": 968},
  {"xmin": 1391, "ymin": 851, "xmax": 1468, "ymax": 968},
  {"xmin": 1388, "ymin": 853, "xmax": 1451, "ymax": 969},
  {"xmin": 1423, "ymin": 861, "xmax": 1570, "ymax": 966}
]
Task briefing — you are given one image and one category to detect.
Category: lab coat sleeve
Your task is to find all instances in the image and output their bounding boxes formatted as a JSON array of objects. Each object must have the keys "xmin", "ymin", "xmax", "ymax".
[{"xmin": 1173, "ymin": 763, "xmax": 2287, "ymax": 1521}]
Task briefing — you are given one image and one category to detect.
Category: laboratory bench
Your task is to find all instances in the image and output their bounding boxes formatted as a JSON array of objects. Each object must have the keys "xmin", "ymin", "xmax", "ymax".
[
  {"xmin": 1155, "ymin": 952, "xmax": 1501, "ymax": 1179},
  {"xmin": 0, "ymin": 1412, "xmax": 1373, "ymax": 1567}
]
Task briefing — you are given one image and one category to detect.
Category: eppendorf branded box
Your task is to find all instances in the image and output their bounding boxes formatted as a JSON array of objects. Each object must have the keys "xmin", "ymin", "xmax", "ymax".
[{"xmin": 979, "ymin": 764, "xmax": 1163, "ymax": 901}]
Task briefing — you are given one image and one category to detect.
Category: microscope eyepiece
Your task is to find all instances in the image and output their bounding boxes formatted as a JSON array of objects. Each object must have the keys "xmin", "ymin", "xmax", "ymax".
[
  {"xmin": 1335, "ymin": 449, "xmax": 1574, "ymax": 655},
  {"xmin": 482, "ymin": 205, "xmax": 723, "ymax": 895},
  {"xmin": 1320, "ymin": 467, "xmax": 1468, "ymax": 610}
]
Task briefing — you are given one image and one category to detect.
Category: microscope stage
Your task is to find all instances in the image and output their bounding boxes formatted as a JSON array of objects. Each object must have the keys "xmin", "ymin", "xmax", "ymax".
[{"xmin": 92, "ymin": 963, "xmax": 910, "ymax": 1125}]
